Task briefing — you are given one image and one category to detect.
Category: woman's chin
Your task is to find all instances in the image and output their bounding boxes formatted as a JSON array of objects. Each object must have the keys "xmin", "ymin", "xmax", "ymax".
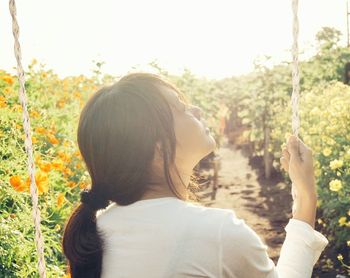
[{"xmin": 205, "ymin": 134, "xmax": 217, "ymax": 153}]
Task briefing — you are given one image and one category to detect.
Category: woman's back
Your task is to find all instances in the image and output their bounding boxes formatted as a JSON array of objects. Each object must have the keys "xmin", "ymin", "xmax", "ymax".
[
  {"xmin": 96, "ymin": 197, "xmax": 327, "ymax": 278},
  {"xmin": 97, "ymin": 197, "xmax": 231, "ymax": 277}
]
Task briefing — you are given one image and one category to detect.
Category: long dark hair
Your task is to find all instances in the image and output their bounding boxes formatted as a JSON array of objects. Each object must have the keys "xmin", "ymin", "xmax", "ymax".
[{"xmin": 62, "ymin": 73, "xmax": 199, "ymax": 277}]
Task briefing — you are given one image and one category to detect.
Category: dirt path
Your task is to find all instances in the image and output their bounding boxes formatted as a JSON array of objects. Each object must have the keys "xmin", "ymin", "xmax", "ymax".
[
  {"xmin": 196, "ymin": 137, "xmax": 346, "ymax": 277},
  {"xmin": 198, "ymin": 137, "xmax": 292, "ymax": 262}
]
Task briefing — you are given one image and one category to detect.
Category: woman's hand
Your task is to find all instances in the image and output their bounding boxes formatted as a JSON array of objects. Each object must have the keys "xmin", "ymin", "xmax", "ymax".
[
  {"xmin": 280, "ymin": 135, "xmax": 317, "ymax": 197},
  {"xmin": 280, "ymin": 135, "xmax": 317, "ymax": 228}
]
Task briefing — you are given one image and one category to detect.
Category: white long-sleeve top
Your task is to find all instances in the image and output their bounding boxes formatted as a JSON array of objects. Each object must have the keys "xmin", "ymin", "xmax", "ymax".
[{"xmin": 96, "ymin": 196, "xmax": 329, "ymax": 278}]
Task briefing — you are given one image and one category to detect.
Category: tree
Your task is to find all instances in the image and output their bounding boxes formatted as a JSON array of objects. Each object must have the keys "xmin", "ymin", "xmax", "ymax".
[{"xmin": 316, "ymin": 27, "xmax": 342, "ymax": 52}]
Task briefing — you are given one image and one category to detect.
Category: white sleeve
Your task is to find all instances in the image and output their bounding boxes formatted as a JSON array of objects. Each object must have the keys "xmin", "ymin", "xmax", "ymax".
[
  {"xmin": 220, "ymin": 211, "xmax": 328, "ymax": 278},
  {"xmin": 276, "ymin": 218, "xmax": 329, "ymax": 277}
]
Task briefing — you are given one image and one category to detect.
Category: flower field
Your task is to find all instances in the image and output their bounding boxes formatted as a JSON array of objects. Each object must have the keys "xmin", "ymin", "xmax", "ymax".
[
  {"xmin": 0, "ymin": 61, "xmax": 101, "ymax": 277},
  {"xmin": 1, "ymin": 27, "xmax": 349, "ymax": 277}
]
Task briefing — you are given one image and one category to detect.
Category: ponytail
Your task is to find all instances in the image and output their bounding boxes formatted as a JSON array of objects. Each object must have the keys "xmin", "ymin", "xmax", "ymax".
[{"xmin": 62, "ymin": 187, "xmax": 110, "ymax": 278}]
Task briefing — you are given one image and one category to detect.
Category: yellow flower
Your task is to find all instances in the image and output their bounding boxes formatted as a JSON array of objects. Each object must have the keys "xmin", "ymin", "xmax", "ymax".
[
  {"xmin": 9, "ymin": 175, "xmax": 27, "ymax": 192},
  {"xmin": 35, "ymin": 154, "xmax": 42, "ymax": 164},
  {"xmin": 52, "ymin": 159, "xmax": 64, "ymax": 171},
  {"xmin": 30, "ymin": 110, "xmax": 40, "ymax": 119},
  {"xmin": 315, "ymin": 168, "xmax": 322, "ymax": 177},
  {"xmin": 322, "ymin": 148, "xmax": 332, "ymax": 157},
  {"xmin": 49, "ymin": 124, "xmax": 56, "ymax": 133},
  {"xmin": 338, "ymin": 217, "xmax": 347, "ymax": 226},
  {"xmin": 58, "ymin": 151, "xmax": 71, "ymax": 163},
  {"xmin": 63, "ymin": 140, "xmax": 71, "ymax": 147},
  {"xmin": 337, "ymin": 254, "xmax": 343, "ymax": 261},
  {"xmin": 330, "ymin": 159, "xmax": 343, "ymax": 170},
  {"xmin": 73, "ymin": 150, "xmax": 82, "ymax": 158},
  {"xmin": 56, "ymin": 99, "xmax": 65, "ymax": 108},
  {"xmin": 63, "ymin": 167, "xmax": 73, "ymax": 177},
  {"xmin": 12, "ymin": 104, "xmax": 22, "ymax": 112},
  {"xmin": 38, "ymin": 161, "xmax": 52, "ymax": 173},
  {"xmin": 0, "ymin": 96, "xmax": 6, "ymax": 108},
  {"xmin": 79, "ymin": 182, "xmax": 88, "ymax": 189},
  {"xmin": 21, "ymin": 134, "xmax": 38, "ymax": 144},
  {"xmin": 25, "ymin": 171, "xmax": 49, "ymax": 194},
  {"xmin": 73, "ymin": 91, "xmax": 82, "ymax": 99},
  {"xmin": 326, "ymin": 138, "xmax": 336, "ymax": 146},
  {"xmin": 329, "ymin": 179, "xmax": 342, "ymax": 192},
  {"xmin": 2, "ymin": 75, "xmax": 14, "ymax": 85},
  {"xmin": 35, "ymin": 127, "xmax": 46, "ymax": 135},
  {"xmin": 344, "ymin": 149, "xmax": 350, "ymax": 161},
  {"xmin": 54, "ymin": 224, "xmax": 61, "ymax": 232},
  {"xmin": 57, "ymin": 193, "xmax": 65, "ymax": 208},
  {"xmin": 47, "ymin": 134, "xmax": 59, "ymax": 145},
  {"xmin": 325, "ymin": 258, "xmax": 333, "ymax": 268},
  {"xmin": 67, "ymin": 181, "xmax": 77, "ymax": 188},
  {"xmin": 4, "ymin": 87, "xmax": 12, "ymax": 94},
  {"xmin": 347, "ymin": 241, "xmax": 350, "ymax": 247}
]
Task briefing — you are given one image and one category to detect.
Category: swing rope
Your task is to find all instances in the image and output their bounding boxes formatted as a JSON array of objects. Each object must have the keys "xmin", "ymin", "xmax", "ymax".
[
  {"xmin": 9, "ymin": 1, "xmax": 47, "ymax": 277},
  {"xmin": 291, "ymin": 0, "xmax": 301, "ymax": 136},
  {"xmin": 7, "ymin": 0, "xmax": 301, "ymax": 277},
  {"xmin": 291, "ymin": 0, "xmax": 300, "ymax": 214}
]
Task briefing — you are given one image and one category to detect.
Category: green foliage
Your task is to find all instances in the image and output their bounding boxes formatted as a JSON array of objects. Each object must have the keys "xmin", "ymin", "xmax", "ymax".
[{"xmin": 0, "ymin": 61, "xmax": 99, "ymax": 277}]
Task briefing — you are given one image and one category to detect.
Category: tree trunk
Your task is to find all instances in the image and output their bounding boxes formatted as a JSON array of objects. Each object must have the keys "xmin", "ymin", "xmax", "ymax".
[{"xmin": 264, "ymin": 126, "xmax": 272, "ymax": 179}]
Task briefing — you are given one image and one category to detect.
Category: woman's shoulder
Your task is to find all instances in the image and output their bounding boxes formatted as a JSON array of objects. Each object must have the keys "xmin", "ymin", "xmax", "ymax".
[
  {"xmin": 173, "ymin": 201, "xmax": 259, "ymax": 248},
  {"xmin": 178, "ymin": 200, "xmax": 247, "ymax": 233},
  {"xmin": 182, "ymin": 200, "xmax": 238, "ymax": 220},
  {"xmin": 184, "ymin": 202, "xmax": 261, "ymax": 244},
  {"xmin": 96, "ymin": 198, "xmax": 247, "ymax": 237}
]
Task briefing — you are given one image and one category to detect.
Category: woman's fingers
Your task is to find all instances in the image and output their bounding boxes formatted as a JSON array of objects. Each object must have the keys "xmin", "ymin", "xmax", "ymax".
[
  {"xmin": 280, "ymin": 157, "xmax": 288, "ymax": 172},
  {"xmin": 287, "ymin": 135, "xmax": 302, "ymax": 162},
  {"xmin": 280, "ymin": 148, "xmax": 290, "ymax": 172},
  {"xmin": 282, "ymin": 148, "xmax": 290, "ymax": 161}
]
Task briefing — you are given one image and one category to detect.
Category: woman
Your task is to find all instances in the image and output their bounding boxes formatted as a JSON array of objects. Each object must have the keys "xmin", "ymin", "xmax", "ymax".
[{"xmin": 62, "ymin": 73, "xmax": 328, "ymax": 278}]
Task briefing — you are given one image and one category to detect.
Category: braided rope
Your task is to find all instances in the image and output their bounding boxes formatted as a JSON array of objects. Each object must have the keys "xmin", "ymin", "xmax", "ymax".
[
  {"xmin": 291, "ymin": 0, "xmax": 300, "ymax": 136},
  {"xmin": 8, "ymin": 1, "xmax": 47, "ymax": 277},
  {"xmin": 291, "ymin": 0, "xmax": 300, "ymax": 214}
]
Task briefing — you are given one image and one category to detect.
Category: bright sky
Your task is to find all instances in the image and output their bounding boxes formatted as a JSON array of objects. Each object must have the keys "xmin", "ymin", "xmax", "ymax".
[{"xmin": 0, "ymin": 0, "xmax": 347, "ymax": 79}]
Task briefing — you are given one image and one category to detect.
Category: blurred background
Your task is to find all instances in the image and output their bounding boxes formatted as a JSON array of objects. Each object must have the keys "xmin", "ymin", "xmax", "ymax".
[{"xmin": 0, "ymin": 1, "xmax": 349, "ymax": 277}]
